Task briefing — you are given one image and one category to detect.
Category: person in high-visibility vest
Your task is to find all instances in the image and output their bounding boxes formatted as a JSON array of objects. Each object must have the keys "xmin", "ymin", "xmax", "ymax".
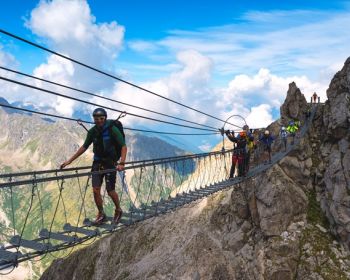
[{"xmin": 286, "ymin": 120, "xmax": 298, "ymax": 145}]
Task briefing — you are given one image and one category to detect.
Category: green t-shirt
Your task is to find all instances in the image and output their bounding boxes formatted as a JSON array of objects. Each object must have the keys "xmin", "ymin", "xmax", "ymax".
[{"xmin": 83, "ymin": 120, "xmax": 125, "ymax": 161}]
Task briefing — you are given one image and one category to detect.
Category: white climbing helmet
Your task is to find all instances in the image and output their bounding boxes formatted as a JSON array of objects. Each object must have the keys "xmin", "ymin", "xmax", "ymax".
[{"xmin": 264, "ymin": 130, "xmax": 270, "ymax": 135}]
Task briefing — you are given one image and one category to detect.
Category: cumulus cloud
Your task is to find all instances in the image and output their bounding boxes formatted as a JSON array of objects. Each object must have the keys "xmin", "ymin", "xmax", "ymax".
[
  {"xmin": 3, "ymin": 3, "xmax": 343, "ymax": 152},
  {"xmin": 127, "ymin": 8, "xmax": 350, "ymax": 92},
  {"xmin": 220, "ymin": 68, "xmax": 328, "ymax": 113},
  {"xmin": 27, "ymin": 0, "xmax": 124, "ymax": 61},
  {"xmin": 103, "ymin": 47, "xmax": 327, "ymax": 136},
  {"xmin": 23, "ymin": 0, "xmax": 126, "ymax": 116},
  {"xmin": 31, "ymin": 55, "xmax": 77, "ymax": 116},
  {"xmin": 245, "ymin": 104, "xmax": 273, "ymax": 128},
  {"xmin": 108, "ymin": 49, "xmax": 214, "ymax": 128}
]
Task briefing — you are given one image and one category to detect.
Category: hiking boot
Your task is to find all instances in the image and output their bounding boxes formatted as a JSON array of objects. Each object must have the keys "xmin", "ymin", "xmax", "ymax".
[
  {"xmin": 113, "ymin": 208, "xmax": 123, "ymax": 225},
  {"xmin": 92, "ymin": 212, "xmax": 106, "ymax": 225}
]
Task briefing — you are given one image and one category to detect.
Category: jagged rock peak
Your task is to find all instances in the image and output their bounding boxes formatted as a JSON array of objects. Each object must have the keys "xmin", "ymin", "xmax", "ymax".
[
  {"xmin": 280, "ymin": 81, "xmax": 308, "ymax": 124},
  {"xmin": 325, "ymin": 56, "xmax": 350, "ymax": 138},
  {"xmin": 328, "ymin": 56, "xmax": 350, "ymax": 101}
]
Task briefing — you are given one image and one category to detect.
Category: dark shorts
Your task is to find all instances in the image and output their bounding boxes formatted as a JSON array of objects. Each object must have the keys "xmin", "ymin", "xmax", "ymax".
[{"xmin": 91, "ymin": 161, "xmax": 116, "ymax": 192}]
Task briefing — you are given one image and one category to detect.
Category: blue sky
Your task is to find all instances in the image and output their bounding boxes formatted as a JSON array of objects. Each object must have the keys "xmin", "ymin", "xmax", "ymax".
[{"xmin": 1, "ymin": 0, "xmax": 350, "ymax": 152}]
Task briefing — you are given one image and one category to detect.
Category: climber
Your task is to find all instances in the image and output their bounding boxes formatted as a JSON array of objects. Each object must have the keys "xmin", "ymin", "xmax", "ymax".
[
  {"xmin": 286, "ymin": 120, "xmax": 298, "ymax": 145},
  {"xmin": 225, "ymin": 130, "xmax": 247, "ymax": 178},
  {"xmin": 280, "ymin": 126, "xmax": 288, "ymax": 152},
  {"xmin": 312, "ymin": 92, "xmax": 317, "ymax": 103},
  {"xmin": 60, "ymin": 108, "xmax": 127, "ymax": 225},
  {"xmin": 258, "ymin": 130, "xmax": 274, "ymax": 164},
  {"xmin": 243, "ymin": 124, "xmax": 255, "ymax": 173}
]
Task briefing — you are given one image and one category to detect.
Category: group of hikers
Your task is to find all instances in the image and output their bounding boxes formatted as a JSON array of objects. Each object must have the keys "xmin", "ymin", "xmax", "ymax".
[
  {"xmin": 59, "ymin": 107, "xmax": 304, "ymax": 225},
  {"xmin": 224, "ymin": 119, "xmax": 301, "ymax": 179}
]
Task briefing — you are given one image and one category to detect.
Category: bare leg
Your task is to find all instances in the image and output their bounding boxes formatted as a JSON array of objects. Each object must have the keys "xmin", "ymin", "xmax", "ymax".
[
  {"xmin": 93, "ymin": 186, "xmax": 104, "ymax": 214},
  {"xmin": 108, "ymin": 190, "xmax": 121, "ymax": 210}
]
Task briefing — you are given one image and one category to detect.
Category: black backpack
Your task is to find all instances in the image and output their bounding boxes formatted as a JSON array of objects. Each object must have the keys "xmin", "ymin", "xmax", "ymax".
[
  {"xmin": 110, "ymin": 119, "xmax": 125, "ymax": 160},
  {"xmin": 88, "ymin": 119, "xmax": 126, "ymax": 162},
  {"xmin": 78, "ymin": 114, "xmax": 126, "ymax": 162}
]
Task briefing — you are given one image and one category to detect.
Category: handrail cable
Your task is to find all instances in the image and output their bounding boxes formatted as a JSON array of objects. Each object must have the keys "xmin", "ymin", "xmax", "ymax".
[
  {"xmin": 0, "ymin": 76, "xmax": 218, "ymax": 132},
  {"xmin": 0, "ymin": 29, "xmax": 242, "ymax": 129},
  {"xmin": 0, "ymin": 66, "xmax": 220, "ymax": 131},
  {"xmin": 0, "ymin": 103, "xmax": 220, "ymax": 136}
]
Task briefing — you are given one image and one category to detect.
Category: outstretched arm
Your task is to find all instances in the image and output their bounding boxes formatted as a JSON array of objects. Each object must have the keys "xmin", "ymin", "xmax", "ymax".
[
  {"xmin": 225, "ymin": 131, "xmax": 236, "ymax": 142},
  {"xmin": 60, "ymin": 146, "xmax": 87, "ymax": 169}
]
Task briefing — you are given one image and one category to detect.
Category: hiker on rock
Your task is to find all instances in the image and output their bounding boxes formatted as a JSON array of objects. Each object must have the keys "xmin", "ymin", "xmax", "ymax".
[
  {"xmin": 280, "ymin": 126, "xmax": 288, "ymax": 152},
  {"xmin": 60, "ymin": 108, "xmax": 127, "ymax": 225},
  {"xmin": 258, "ymin": 130, "xmax": 274, "ymax": 164},
  {"xmin": 225, "ymin": 130, "xmax": 247, "ymax": 178},
  {"xmin": 312, "ymin": 92, "xmax": 317, "ymax": 103}
]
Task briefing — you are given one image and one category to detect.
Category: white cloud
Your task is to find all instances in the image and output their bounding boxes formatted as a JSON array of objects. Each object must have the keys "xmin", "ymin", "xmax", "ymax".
[
  {"xmin": 32, "ymin": 55, "xmax": 77, "ymax": 116},
  {"xmin": 220, "ymin": 68, "xmax": 328, "ymax": 113},
  {"xmin": 20, "ymin": 0, "xmax": 126, "ymax": 117},
  {"xmin": 33, "ymin": 55, "xmax": 75, "ymax": 81},
  {"xmin": 27, "ymin": 0, "xmax": 124, "ymax": 61},
  {"xmin": 108, "ymin": 50, "xmax": 214, "ymax": 128},
  {"xmin": 2, "ymin": 4, "xmax": 345, "ymax": 151},
  {"xmin": 246, "ymin": 104, "xmax": 273, "ymax": 128},
  {"xmin": 127, "ymin": 8, "xmax": 350, "ymax": 87}
]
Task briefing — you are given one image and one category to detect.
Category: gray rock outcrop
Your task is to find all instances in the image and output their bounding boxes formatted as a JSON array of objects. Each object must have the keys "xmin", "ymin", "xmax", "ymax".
[
  {"xmin": 280, "ymin": 81, "xmax": 308, "ymax": 124},
  {"xmin": 312, "ymin": 57, "xmax": 350, "ymax": 248}
]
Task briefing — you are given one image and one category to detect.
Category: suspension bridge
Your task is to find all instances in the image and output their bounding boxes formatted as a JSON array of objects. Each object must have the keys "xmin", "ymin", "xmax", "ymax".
[
  {"xmin": 0, "ymin": 28, "xmax": 318, "ymax": 274},
  {"xmin": 0, "ymin": 105, "xmax": 317, "ymax": 272}
]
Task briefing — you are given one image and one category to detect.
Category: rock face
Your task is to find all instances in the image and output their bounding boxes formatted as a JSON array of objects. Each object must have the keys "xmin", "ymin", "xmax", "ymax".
[
  {"xmin": 313, "ymin": 57, "xmax": 350, "ymax": 248},
  {"xmin": 40, "ymin": 59, "xmax": 350, "ymax": 280},
  {"xmin": 280, "ymin": 81, "xmax": 308, "ymax": 124}
]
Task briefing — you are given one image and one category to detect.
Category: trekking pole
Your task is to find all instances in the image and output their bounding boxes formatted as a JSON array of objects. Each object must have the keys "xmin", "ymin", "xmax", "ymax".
[{"xmin": 77, "ymin": 119, "xmax": 88, "ymax": 132}]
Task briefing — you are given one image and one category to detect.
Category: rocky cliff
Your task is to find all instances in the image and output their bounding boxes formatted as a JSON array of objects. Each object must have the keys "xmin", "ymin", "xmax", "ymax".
[
  {"xmin": 40, "ymin": 58, "xmax": 350, "ymax": 280},
  {"xmin": 313, "ymin": 57, "xmax": 350, "ymax": 249}
]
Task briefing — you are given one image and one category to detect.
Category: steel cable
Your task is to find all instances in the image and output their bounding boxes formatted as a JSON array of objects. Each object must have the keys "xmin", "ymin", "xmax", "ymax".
[
  {"xmin": 0, "ymin": 76, "xmax": 218, "ymax": 132},
  {"xmin": 0, "ymin": 29, "xmax": 242, "ymax": 128},
  {"xmin": 0, "ymin": 66, "xmax": 220, "ymax": 131},
  {"xmin": 0, "ymin": 103, "xmax": 220, "ymax": 136}
]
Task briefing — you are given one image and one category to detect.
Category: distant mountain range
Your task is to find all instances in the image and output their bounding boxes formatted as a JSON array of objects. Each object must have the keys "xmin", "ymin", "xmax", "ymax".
[{"xmin": 0, "ymin": 96, "xmax": 202, "ymax": 153}]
